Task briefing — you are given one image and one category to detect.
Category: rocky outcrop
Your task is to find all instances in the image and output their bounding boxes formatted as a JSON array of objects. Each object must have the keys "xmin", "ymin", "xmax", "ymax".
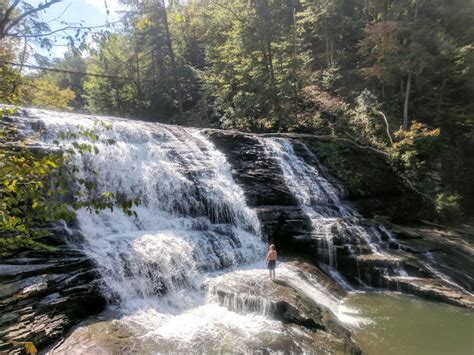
[
  {"xmin": 203, "ymin": 129, "xmax": 424, "ymax": 249},
  {"xmin": 384, "ymin": 275, "xmax": 474, "ymax": 308},
  {"xmin": 48, "ymin": 261, "xmax": 360, "ymax": 355},
  {"xmin": 380, "ymin": 220, "xmax": 474, "ymax": 307},
  {"xmin": 294, "ymin": 134, "xmax": 430, "ymax": 222},
  {"xmin": 204, "ymin": 129, "xmax": 401, "ymax": 261},
  {"xmin": 204, "ymin": 129, "xmax": 474, "ymax": 309},
  {"xmin": 0, "ymin": 229, "xmax": 106, "ymax": 354},
  {"xmin": 203, "ymin": 130, "xmax": 313, "ymax": 253},
  {"xmin": 388, "ymin": 220, "xmax": 474, "ymax": 292},
  {"xmin": 213, "ymin": 130, "xmax": 429, "ymax": 222},
  {"xmin": 208, "ymin": 260, "xmax": 361, "ymax": 355}
]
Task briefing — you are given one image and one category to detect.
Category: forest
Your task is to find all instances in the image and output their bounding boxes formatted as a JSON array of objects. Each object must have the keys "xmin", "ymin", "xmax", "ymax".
[{"xmin": 1, "ymin": 0, "xmax": 473, "ymax": 221}]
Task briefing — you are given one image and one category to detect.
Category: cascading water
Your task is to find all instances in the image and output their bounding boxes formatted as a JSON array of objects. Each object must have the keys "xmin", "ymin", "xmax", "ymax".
[
  {"xmin": 31, "ymin": 109, "xmax": 264, "ymax": 309},
  {"xmin": 7, "ymin": 107, "xmax": 472, "ymax": 353},
  {"xmin": 17, "ymin": 108, "xmax": 351, "ymax": 353},
  {"xmin": 261, "ymin": 138, "xmax": 399, "ymax": 286}
]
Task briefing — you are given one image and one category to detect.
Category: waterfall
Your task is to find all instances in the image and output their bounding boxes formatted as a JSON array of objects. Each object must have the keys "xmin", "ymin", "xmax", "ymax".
[
  {"xmin": 21, "ymin": 108, "xmax": 355, "ymax": 352},
  {"xmin": 22, "ymin": 108, "xmax": 264, "ymax": 310},
  {"xmin": 261, "ymin": 138, "xmax": 393, "ymax": 285},
  {"xmin": 18, "ymin": 107, "xmax": 394, "ymax": 295},
  {"xmin": 9, "ymin": 109, "xmax": 386, "ymax": 353},
  {"xmin": 7, "ymin": 107, "xmax": 472, "ymax": 353}
]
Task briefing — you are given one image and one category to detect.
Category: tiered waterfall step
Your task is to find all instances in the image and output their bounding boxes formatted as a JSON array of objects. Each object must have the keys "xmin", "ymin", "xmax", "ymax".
[{"xmin": 383, "ymin": 275, "xmax": 474, "ymax": 309}]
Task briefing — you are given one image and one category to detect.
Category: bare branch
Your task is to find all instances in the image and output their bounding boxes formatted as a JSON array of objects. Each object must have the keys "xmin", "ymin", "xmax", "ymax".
[
  {"xmin": 1, "ymin": 60, "xmax": 217, "ymax": 86},
  {"xmin": 210, "ymin": 0, "xmax": 247, "ymax": 23},
  {"xmin": 0, "ymin": 0, "xmax": 21, "ymax": 37},
  {"xmin": 2, "ymin": 0, "xmax": 21, "ymax": 23},
  {"xmin": 378, "ymin": 110, "xmax": 394, "ymax": 145},
  {"xmin": 9, "ymin": 21, "xmax": 120, "ymax": 38},
  {"xmin": 18, "ymin": 36, "xmax": 28, "ymax": 71},
  {"xmin": 4, "ymin": 0, "xmax": 63, "ymax": 35},
  {"xmin": 46, "ymin": 3, "xmax": 71, "ymax": 24}
]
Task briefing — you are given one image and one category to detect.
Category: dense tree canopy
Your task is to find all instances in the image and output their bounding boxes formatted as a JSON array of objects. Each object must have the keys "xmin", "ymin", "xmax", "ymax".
[{"xmin": 1, "ymin": 0, "xmax": 473, "ymax": 220}]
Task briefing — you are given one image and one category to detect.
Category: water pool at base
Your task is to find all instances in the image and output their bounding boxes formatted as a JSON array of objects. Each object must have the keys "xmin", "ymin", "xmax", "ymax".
[{"xmin": 341, "ymin": 292, "xmax": 474, "ymax": 355}]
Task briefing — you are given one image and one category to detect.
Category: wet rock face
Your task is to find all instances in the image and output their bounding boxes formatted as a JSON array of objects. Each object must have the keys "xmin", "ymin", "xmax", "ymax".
[
  {"xmin": 203, "ymin": 130, "xmax": 313, "ymax": 252},
  {"xmin": 203, "ymin": 129, "xmax": 419, "ymax": 253},
  {"xmin": 380, "ymin": 221, "xmax": 474, "ymax": 308},
  {"xmin": 49, "ymin": 261, "xmax": 358, "ymax": 355},
  {"xmin": 297, "ymin": 136, "xmax": 431, "ymax": 222},
  {"xmin": 204, "ymin": 129, "xmax": 474, "ymax": 309},
  {"xmin": 208, "ymin": 260, "xmax": 361, "ymax": 355},
  {"xmin": 202, "ymin": 130, "xmax": 299, "ymax": 207},
  {"xmin": 388, "ymin": 222, "xmax": 474, "ymax": 292},
  {"xmin": 0, "ymin": 231, "xmax": 106, "ymax": 353}
]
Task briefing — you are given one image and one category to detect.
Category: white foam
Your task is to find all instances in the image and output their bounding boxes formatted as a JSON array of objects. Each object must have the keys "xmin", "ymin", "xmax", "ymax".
[
  {"xmin": 21, "ymin": 108, "xmax": 368, "ymax": 350},
  {"xmin": 261, "ymin": 138, "xmax": 396, "ymax": 280}
]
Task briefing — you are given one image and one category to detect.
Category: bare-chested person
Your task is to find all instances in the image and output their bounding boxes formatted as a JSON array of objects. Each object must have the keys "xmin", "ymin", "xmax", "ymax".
[{"xmin": 266, "ymin": 244, "xmax": 277, "ymax": 280}]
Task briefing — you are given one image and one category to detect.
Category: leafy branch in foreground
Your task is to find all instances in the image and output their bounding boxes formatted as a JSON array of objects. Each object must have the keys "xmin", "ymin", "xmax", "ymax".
[{"xmin": 0, "ymin": 112, "xmax": 141, "ymax": 255}]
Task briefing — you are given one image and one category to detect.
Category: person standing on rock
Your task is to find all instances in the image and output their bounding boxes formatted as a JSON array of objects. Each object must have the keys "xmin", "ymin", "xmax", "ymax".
[{"xmin": 266, "ymin": 244, "xmax": 278, "ymax": 280}]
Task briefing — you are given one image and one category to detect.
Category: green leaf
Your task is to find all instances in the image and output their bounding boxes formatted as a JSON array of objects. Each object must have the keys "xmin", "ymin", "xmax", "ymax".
[{"xmin": 45, "ymin": 160, "xmax": 59, "ymax": 168}]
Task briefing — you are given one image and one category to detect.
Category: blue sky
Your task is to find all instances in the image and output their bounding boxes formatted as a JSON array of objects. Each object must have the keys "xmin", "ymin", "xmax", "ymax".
[{"xmin": 28, "ymin": 0, "xmax": 124, "ymax": 58}]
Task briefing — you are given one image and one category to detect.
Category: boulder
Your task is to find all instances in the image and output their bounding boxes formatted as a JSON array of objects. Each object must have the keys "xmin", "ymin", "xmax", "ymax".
[
  {"xmin": 207, "ymin": 260, "xmax": 361, "ymax": 355},
  {"xmin": 383, "ymin": 276, "xmax": 474, "ymax": 308}
]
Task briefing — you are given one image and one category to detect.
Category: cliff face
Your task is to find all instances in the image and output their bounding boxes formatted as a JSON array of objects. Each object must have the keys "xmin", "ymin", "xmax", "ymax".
[
  {"xmin": 296, "ymin": 135, "xmax": 432, "ymax": 222},
  {"xmin": 204, "ymin": 130, "xmax": 429, "ymax": 224},
  {"xmin": 202, "ymin": 130, "xmax": 310, "ymax": 254},
  {"xmin": 204, "ymin": 129, "xmax": 473, "ymax": 308},
  {"xmin": 203, "ymin": 129, "xmax": 422, "ymax": 253}
]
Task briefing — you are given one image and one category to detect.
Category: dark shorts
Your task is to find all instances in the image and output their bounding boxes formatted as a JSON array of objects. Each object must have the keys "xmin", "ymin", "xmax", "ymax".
[{"xmin": 267, "ymin": 260, "xmax": 276, "ymax": 270}]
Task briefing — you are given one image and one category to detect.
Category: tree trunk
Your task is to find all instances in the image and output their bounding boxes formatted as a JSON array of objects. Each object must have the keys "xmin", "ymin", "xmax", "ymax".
[
  {"xmin": 135, "ymin": 44, "xmax": 142, "ymax": 99},
  {"xmin": 330, "ymin": 38, "xmax": 334, "ymax": 66},
  {"xmin": 267, "ymin": 40, "xmax": 276, "ymax": 93},
  {"xmin": 383, "ymin": 0, "xmax": 389, "ymax": 20},
  {"xmin": 160, "ymin": 0, "xmax": 183, "ymax": 118},
  {"xmin": 325, "ymin": 21, "xmax": 330, "ymax": 67},
  {"xmin": 114, "ymin": 86, "xmax": 123, "ymax": 117},
  {"xmin": 436, "ymin": 78, "xmax": 447, "ymax": 121},
  {"xmin": 0, "ymin": 0, "xmax": 20, "ymax": 39},
  {"xmin": 403, "ymin": 72, "xmax": 412, "ymax": 131},
  {"xmin": 151, "ymin": 50, "xmax": 157, "ymax": 90},
  {"xmin": 292, "ymin": 7, "xmax": 298, "ymax": 122},
  {"xmin": 378, "ymin": 110, "xmax": 393, "ymax": 145}
]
